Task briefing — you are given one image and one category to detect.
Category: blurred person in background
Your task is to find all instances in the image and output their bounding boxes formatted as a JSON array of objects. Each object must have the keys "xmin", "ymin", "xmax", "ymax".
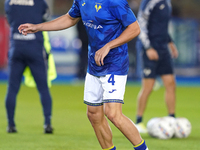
[
  {"xmin": 135, "ymin": 0, "xmax": 179, "ymax": 133},
  {"xmin": 76, "ymin": 20, "xmax": 88, "ymax": 80},
  {"xmin": 18, "ymin": 0, "xmax": 149, "ymax": 149},
  {"xmin": 4, "ymin": 0, "xmax": 55, "ymax": 134}
]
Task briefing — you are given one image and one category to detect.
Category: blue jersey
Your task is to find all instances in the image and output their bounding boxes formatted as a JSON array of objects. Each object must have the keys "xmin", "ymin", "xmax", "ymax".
[
  {"xmin": 5, "ymin": 0, "xmax": 50, "ymax": 47},
  {"xmin": 137, "ymin": 0, "xmax": 172, "ymax": 52},
  {"xmin": 68, "ymin": 0, "xmax": 137, "ymax": 76}
]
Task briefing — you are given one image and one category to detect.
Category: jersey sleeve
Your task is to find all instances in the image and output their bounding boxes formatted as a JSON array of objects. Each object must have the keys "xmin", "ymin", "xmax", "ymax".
[
  {"xmin": 167, "ymin": 33, "xmax": 173, "ymax": 43},
  {"xmin": 109, "ymin": 0, "xmax": 137, "ymax": 28},
  {"xmin": 4, "ymin": 1, "xmax": 10, "ymax": 25},
  {"xmin": 138, "ymin": 0, "xmax": 157, "ymax": 50},
  {"xmin": 68, "ymin": 0, "xmax": 81, "ymax": 18},
  {"xmin": 42, "ymin": 0, "xmax": 51, "ymax": 22}
]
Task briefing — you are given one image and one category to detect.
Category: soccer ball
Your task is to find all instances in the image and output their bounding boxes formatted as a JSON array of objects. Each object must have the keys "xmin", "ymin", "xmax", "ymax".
[
  {"xmin": 146, "ymin": 117, "xmax": 160, "ymax": 136},
  {"xmin": 147, "ymin": 116, "xmax": 192, "ymax": 139},
  {"xmin": 174, "ymin": 117, "xmax": 192, "ymax": 138},
  {"xmin": 162, "ymin": 116, "xmax": 176, "ymax": 130},
  {"xmin": 147, "ymin": 117, "xmax": 175, "ymax": 139}
]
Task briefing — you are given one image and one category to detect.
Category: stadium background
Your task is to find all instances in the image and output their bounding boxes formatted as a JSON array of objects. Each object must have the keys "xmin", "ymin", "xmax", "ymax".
[
  {"xmin": 0, "ymin": 0, "xmax": 200, "ymax": 84},
  {"xmin": 0, "ymin": 1, "xmax": 199, "ymax": 150}
]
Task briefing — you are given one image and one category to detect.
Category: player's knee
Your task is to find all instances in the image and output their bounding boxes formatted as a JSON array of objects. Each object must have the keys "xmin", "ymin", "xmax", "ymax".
[
  {"xmin": 87, "ymin": 110, "xmax": 102, "ymax": 124},
  {"xmin": 87, "ymin": 110, "xmax": 95, "ymax": 120},
  {"xmin": 105, "ymin": 111, "xmax": 122, "ymax": 127},
  {"xmin": 165, "ymin": 79, "xmax": 176, "ymax": 90},
  {"xmin": 140, "ymin": 87, "xmax": 153, "ymax": 96}
]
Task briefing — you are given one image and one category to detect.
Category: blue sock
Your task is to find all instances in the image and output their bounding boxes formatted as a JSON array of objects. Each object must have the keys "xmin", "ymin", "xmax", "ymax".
[
  {"xmin": 136, "ymin": 115, "xmax": 143, "ymax": 124},
  {"xmin": 134, "ymin": 140, "xmax": 148, "ymax": 150}
]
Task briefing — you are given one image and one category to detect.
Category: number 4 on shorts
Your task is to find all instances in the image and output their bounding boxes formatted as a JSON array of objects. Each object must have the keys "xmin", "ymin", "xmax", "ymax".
[{"xmin": 108, "ymin": 74, "xmax": 115, "ymax": 85}]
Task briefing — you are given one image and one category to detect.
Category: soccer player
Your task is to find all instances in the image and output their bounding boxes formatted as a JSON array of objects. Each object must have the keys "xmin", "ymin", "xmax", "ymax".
[
  {"xmin": 18, "ymin": 0, "xmax": 149, "ymax": 149},
  {"xmin": 4, "ymin": 0, "xmax": 54, "ymax": 133},
  {"xmin": 135, "ymin": 0, "xmax": 179, "ymax": 133}
]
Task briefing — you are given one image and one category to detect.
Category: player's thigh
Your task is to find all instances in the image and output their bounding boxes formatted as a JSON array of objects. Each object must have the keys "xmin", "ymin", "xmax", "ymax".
[
  {"xmin": 142, "ymin": 52, "xmax": 158, "ymax": 78},
  {"xmin": 7, "ymin": 53, "xmax": 26, "ymax": 88},
  {"xmin": 84, "ymin": 73, "xmax": 104, "ymax": 106},
  {"xmin": 104, "ymin": 102, "xmax": 123, "ymax": 117},
  {"xmin": 28, "ymin": 53, "xmax": 49, "ymax": 91},
  {"xmin": 157, "ymin": 53, "xmax": 174, "ymax": 76},
  {"xmin": 101, "ymin": 74, "xmax": 127, "ymax": 104},
  {"xmin": 87, "ymin": 105, "xmax": 104, "ymax": 120}
]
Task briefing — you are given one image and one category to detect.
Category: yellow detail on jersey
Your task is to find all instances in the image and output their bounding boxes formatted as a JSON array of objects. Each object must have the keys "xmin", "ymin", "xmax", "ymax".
[
  {"xmin": 82, "ymin": 2, "xmax": 85, "ymax": 6},
  {"xmin": 95, "ymin": 3, "xmax": 102, "ymax": 12}
]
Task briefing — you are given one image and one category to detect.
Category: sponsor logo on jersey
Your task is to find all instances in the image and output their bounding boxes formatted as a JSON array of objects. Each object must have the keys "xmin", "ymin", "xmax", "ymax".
[
  {"xmin": 95, "ymin": 3, "xmax": 102, "ymax": 12},
  {"xmin": 83, "ymin": 20, "xmax": 103, "ymax": 29},
  {"xmin": 9, "ymin": 0, "xmax": 34, "ymax": 6},
  {"xmin": 13, "ymin": 33, "xmax": 36, "ymax": 40}
]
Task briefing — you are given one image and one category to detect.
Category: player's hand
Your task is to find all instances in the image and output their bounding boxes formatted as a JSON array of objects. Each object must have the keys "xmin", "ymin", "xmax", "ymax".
[
  {"xmin": 146, "ymin": 48, "xmax": 159, "ymax": 60},
  {"xmin": 95, "ymin": 44, "xmax": 110, "ymax": 66},
  {"xmin": 168, "ymin": 42, "xmax": 178, "ymax": 58},
  {"xmin": 170, "ymin": 48, "xmax": 178, "ymax": 58},
  {"xmin": 18, "ymin": 23, "xmax": 39, "ymax": 36}
]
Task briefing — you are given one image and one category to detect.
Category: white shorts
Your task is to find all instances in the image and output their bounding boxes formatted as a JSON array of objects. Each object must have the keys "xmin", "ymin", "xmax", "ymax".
[{"xmin": 84, "ymin": 73, "xmax": 127, "ymax": 106}]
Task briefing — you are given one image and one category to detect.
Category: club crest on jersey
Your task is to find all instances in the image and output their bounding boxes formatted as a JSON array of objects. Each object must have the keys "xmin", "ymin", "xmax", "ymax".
[
  {"xmin": 81, "ymin": 0, "xmax": 86, "ymax": 6},
  {"xmin": 95, "ymin": 3, "xmax": 102, "ymax": 12},
  {"xmin": 9, "ymin": 0, "xmax": 34, "ymax": 6}
]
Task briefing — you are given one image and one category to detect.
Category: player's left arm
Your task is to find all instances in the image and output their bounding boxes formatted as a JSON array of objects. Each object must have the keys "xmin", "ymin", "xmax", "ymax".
[
  {"xmin": 43, "ymin": 3, "xmax": 51, "ymax": 22},
  {"xmin": 168, "ymin": 33, "xmax": 178, "ymax": 58},
  {"xmin": 168, "ymin": 42, "xmax": 178, "ymax": 58},
  {"xmin": 4, "ymin": 2, "xmax": 10, "ymax": 26},
  {"xmin": 95, "ymin": 21, "xmax": 140, "ymax": 66},
  {"xmin": 4, "ymin": 14, "xmax": 10, "ymax": 26},
  {"xmin": 107, "ymin": 21, "xmax": 140, "ymax": 49}
]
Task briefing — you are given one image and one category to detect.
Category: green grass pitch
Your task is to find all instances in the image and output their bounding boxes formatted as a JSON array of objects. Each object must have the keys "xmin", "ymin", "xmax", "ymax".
[{"xmin": 0, "ymin": 83, "xmax": 200, "ymax": 150}]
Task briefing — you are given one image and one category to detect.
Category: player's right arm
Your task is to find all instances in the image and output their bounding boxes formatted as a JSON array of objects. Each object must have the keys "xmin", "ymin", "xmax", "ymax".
[
  {"xmin": 18, "ymin": 13, "xmax": 80, "ymax": 36},
  {"xmin": 138, "ymin": 0, "xmax": 159, "ymax": 61},
  {"xmin": 137, "ymin": 1, "xmax": 152, "ymax": 51}
]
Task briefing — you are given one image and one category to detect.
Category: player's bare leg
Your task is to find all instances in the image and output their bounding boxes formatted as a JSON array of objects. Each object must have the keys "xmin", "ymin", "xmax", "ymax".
[
  {"xmin": 161, "ymin": 74, "xmax": 176, "ymax": 115},
  {"xmin": 87, "ymin": 105, "xmax": 113, "ymax": 149},
  {"xmin": 104, "ymin": 103, "xmax": 143, "ymax": 146},
  {"xmin": 137, "ymin": 78, "xmax": 155, "ymax": 116},
  {"xmin": 135, "ymin": 78, "xmax": 155, "ymax": 133}
]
